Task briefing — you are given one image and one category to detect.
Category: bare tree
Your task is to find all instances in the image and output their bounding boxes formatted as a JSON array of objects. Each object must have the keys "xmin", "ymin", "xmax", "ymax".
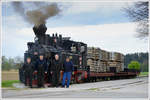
[{"xmin": 124, "ymin": 2, "xmax": 149, "ymax": 39}]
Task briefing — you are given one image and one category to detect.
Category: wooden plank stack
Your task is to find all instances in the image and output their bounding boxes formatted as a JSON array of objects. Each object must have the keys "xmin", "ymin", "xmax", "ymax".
[
  {"xmin": 107, "ymin": 61, "xmax": 124, "ymax": 72},
  {"xmin": 87, "ymin": 47, "xmax": 124, "ymax": 73},
  {"xmin": 100, "ymin": 50, "xmax": 109, "ymax": 61},
  {"xmin": 109, "ymin": 52, "xmax": 124, "ymax": 62}
]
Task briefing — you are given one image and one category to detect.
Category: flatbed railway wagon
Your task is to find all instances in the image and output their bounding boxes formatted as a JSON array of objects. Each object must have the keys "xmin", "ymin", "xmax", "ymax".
[{"xmin": 19, "ymin": 24, "xmax": 140, "ymax": 87}]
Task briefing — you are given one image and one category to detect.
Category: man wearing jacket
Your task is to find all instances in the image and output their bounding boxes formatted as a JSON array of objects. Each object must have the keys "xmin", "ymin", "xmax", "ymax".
[
  {"xmin": 33, "ymin": 51, "xmax": 38, "ymax": 69},
  {"xmin": 35, "ymin": 54, "xmax": 47, "ymax": 88},
  {"xmin": 51, "ymin": 54, "xmax": 62, "ymax": 87},
  {"xmin": 62, "ymin": 57, "xmax": 74, "ymax": 88},
  {"xmin": 23, "ymin": 57, "xmax": 34, "ymax": 88}
]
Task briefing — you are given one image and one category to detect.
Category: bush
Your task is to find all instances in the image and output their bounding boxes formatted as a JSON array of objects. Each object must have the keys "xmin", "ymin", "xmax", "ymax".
[{"xmin": 128, "ymin": 61, "xmax": 140, "ymax": 70}]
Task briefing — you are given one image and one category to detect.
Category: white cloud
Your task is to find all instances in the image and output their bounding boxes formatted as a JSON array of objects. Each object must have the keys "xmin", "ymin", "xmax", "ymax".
[
  {"xmin": 2, "ymin": 22, "xmax": 148, "ymax": 57},
  {"xmin": 63, "ymin": 2, "xmax": 133, "ymax": 15},
  {"xmin": 46, "ymin": 22, "xmax": 148, "ymax": 54}
]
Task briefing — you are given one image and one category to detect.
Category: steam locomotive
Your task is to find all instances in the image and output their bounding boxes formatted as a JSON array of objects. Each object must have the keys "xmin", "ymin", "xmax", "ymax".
[{"xmin": 19, "ymin": 24, "xmax": 140, "ymax": 87}]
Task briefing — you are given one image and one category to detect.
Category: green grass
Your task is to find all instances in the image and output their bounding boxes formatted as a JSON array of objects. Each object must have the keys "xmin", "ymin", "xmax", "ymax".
[
  {"xmin": 139, "ymin": 72, "xmax": 149, "ymax": 76},
  {"xmin": 2, "ymin": 80, "xmax": 20, "ymax": 88}
]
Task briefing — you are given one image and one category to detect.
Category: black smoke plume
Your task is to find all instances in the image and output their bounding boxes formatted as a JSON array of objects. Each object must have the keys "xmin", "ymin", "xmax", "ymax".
[{"xmin": 12, "ymin": 2, "xmax": 61, "ymax": 27}]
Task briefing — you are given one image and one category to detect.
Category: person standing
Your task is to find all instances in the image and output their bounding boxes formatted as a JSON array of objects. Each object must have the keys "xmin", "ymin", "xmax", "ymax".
[
  {"xmin": 45, "ymin": 54, "xmax": 52, "ymax": 84},
  {"xmin": 33, "ymin": 51, "xmax": 39, "ymax": 80},
  {"xmin": 36, "ymin": 54, "xmax": 47, "ymax": 88},
  {"xmin": 62, "ymin": 57, "xmax": 74, "ymax": 88},
  {"xmin": 33, "ymin": 51, "xmax": 38, "ymax": 68},
  {"xmin": 51, "ymin": 54, "xmax": 62, "ymax": 87},
  {"xmin": 23, "ymin": 57, "xmax": 34, "ymax": 88}
]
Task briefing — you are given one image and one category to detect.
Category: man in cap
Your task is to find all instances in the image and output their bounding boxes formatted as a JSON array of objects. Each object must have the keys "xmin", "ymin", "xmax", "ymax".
[
  {"xmin": 23, "ymin": 57, "xmax": 34, "ymax": 88},
  {"xmin": 35, "ymin": 54, "xmax": 47, "ymax": 88},
  {"xmin": 62, "ymin": 57, "xmax": 74, "ymax": 88},
  {"xmin": 51, "ymin": 54, "xmax": 62, "ymax": 87}
]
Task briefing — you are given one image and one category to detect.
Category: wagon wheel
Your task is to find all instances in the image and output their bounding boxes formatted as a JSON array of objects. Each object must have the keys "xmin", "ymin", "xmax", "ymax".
[{"xmin": 76, "ymin": 73, "xmax": 83, "ymax": 83}]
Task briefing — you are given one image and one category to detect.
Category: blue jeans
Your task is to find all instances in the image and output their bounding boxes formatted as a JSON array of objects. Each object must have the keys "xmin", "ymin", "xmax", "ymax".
[{"xmin": 62, "ymin": 72, "xmax": 71, "ymax": 87}]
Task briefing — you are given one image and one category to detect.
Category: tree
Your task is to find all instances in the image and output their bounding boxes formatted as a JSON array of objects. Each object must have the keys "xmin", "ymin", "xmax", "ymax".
[
  {"xmin": 2, "ymin": 56, "xmax": 24, "ymax": 70},
  {"xmin": 124, "ymin": 52, "xmax": 148, "ymax": 72},
  {"xmin": 2, "ymin": 56, "xmax": 11, "ymax": 71},
  {"xmin": 124, "ymin": 2, "xmax": 149, "ymax": 39},
  {"xmin": 14, "ymin": 56, "xmax": 24, "ymax": 63},
  {"xmin": 141, "ymin": 60, "xmax": 148, "ymax": 72},
  {"xmin": 128, "ymin": 61, "xmax": 140, "ymax": 70}
]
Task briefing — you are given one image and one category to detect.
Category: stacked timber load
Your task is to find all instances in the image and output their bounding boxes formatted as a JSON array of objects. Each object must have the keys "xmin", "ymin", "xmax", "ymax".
[
  {"xmin": 87, "ymin": 59, "xmax": 107, "ymax": 72},
  {"xmin": 100, "ymin": 61, "xmax": 107, "ymax": 72},
  {"xmin": 109, "ymin": 52, "xmax": 115, "ymax": 60},
  {"xmin": 107, "ymin": 61, "xmax": 124, "ymax": 72},
  {"xmin": 87, "ymin": 47, "xmax": 94, "ymax": 59},
  {"xmin": 121, "ymin": 63, "xmax": 124, "ymax": 71},
  {"xmin": 87, "ymin": 47, "xmax": 107, "ymax": 72},
  {"xmin": 95, "ymin": 60, "xmax": 107, "ymax": 72},
  {"xmin": 116, "ymin": 62, "xmax": 123, "ymax": 72},
  {"xmin": 115, "ymin": 53, "xmax": 122, "ymax": 61},
  {"xmin": 107, "ymin": 61, "xmax": 116, "ymax": 72},
  {"xmin": 87, "ymin": 47, "xmax": 109, "ymax": 61},
  {"xmin": 94, "ymin": 48, "xmax": 101, "ymax": 60},
  {"xmin": 87, "ymin": 47, "xmax": 101, "ymax": 60},
  {"xmin": 120, "ymin": 54, "xmax": 124, "ymax": 62},
  {"xmin": 100, "ymin": 50, "xmax": 109, "ymax": 61},
  {"xmin": 87, "ymin": 47, "xmax": 99, "ymax": 72},
  {"xmin": 109, "ymin": 52, "xmax": 124, "ymax": 62},
  {"xmin": 108, "ymin": 52, "xmax": 124, "ymax": 72},
  {"xmin": 87, "ymin": 59, "xmax": 95, "ymax": 72},
  {"xmin": 87, "ymin": 47, "xmax": 124, "ymax": 73}
]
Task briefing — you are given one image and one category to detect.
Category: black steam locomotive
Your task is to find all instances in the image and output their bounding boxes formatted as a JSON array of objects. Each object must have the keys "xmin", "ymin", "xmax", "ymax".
[
  {"xmin": 19, "ymin": 24, "xmax": 88, "ymax": 86},
  {"xmin": 19, "ymin": 24, "xmax": 139, "ymax": 87}
]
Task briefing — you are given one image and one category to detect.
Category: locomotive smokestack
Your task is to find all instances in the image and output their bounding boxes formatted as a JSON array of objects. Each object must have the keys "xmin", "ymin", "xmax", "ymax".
[{"xmin": 33, "ymin": 24, "xmax": 47, "ymax": 37}]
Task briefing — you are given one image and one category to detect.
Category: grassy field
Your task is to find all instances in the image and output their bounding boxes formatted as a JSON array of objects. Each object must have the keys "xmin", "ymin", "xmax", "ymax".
[
  {"xmin": 139, "ymin": 72, "xmax": 149, "ymax": 76},
  {"xmin": 2, "ymin": 70, "xmax": 19, "ymax": 81},
  {"xmin": 2, "ymin": 80, "xmax": 20, "ymax": 88}
]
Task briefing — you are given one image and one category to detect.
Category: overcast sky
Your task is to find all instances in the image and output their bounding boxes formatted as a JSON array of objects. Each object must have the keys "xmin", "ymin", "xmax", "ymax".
[{"xmin": 2, "ymin": 1, "xmax": 148, "ymax": 58}]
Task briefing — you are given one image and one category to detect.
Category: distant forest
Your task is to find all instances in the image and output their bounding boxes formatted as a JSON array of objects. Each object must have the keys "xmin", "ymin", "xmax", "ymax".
[
  {"xmin": 2, "ymin": 52, "xmax": 149, "ymax": 72},
  {"xmin": 124, "ymin": 52, "xmax": 149, "ymax": 72}
]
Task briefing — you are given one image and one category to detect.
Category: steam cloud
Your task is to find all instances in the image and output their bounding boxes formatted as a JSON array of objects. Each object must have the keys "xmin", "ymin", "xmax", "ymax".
[{"xmin": 12, "ymin": 2, "xmax": 61, "ymax": 27}]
